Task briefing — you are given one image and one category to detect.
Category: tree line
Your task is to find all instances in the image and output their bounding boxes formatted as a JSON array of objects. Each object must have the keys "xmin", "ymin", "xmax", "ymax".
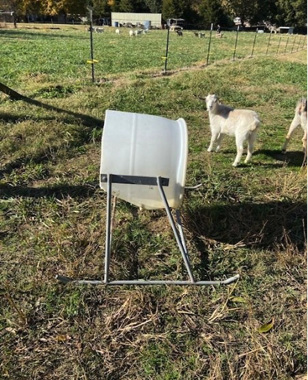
[{"xmin": 0, "ymin": 0, "xmax": 307, "ymax": 30}]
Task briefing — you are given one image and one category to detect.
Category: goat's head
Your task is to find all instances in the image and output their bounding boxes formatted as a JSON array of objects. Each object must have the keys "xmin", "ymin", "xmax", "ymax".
[{"xmin": 206, "ymin": 94, "xmax": 218, "ymax": 112}]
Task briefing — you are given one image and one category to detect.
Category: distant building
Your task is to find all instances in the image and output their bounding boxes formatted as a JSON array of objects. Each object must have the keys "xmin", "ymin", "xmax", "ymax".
[{"xmin": 111, "ymin": 12, "xmax": 162, "ymax": 28}]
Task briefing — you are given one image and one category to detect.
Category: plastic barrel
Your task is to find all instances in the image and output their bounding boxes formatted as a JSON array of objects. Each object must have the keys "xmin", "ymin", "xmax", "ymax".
[{"xmin": 100, "ymin": 110, "xmax": 188, "ymax": 210}]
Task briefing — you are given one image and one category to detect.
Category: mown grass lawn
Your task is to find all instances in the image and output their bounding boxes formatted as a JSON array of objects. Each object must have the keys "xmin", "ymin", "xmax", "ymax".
[{"xmin": 0, "ymin": 24, "xmax": 307, "ymax": 380}]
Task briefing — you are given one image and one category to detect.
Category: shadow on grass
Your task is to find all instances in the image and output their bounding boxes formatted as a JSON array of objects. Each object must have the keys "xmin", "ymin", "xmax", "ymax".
[
  {"xmin": 0, "ymin": 83, "xmax": 104, "ymax": 129},
  {"xmin": 0, "ymin": 84, "xmax": 104, "ymax": 174},
  {"xmin": 2, "ymin": 181, "xmax": 304, "ymax": 247},
  {"xmin": 0, "ymin": 29, "xmax": 87, "ymax": 40},
  {"xmin": 0, "ymin": 111, "xmax": 99, "ymax": 128},
  {"xmin": 256, "ymin": 149, "xmax": 305, "ymax": 167},
  {"xmin": 0, "ymin": 183, "xmax": 98, "ymax": 199},
  {"xmin": 186, "ymin": 199, "xmax": 306, "ymax": 260}
]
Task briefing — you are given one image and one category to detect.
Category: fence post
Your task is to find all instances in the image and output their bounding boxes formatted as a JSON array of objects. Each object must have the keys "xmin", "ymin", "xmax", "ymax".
[
  {"xmin": 277, "ymin": 36, "xmax": 282, "ymax": 54},
  {"xmin": 291, "ymin": 35, "xmax": 297, "ymax": 52},
  {"xmin": 301, "ymin": 35, "xmax": 304, "ymax": 49},
  {"xmin": 250, "ymin": 31, "xmax": 257, "ymax": 57},
  {"xmin": 206, "ymin": 23, "xmax": 213, "ymax": 65},
  {"xmin": 284, "ymin": 36, "xmax": 289, "ymax": 53},
  {"xmin": 297, "ymin": 35, "xmax": 301, "ymax": 51},
  {"xmin": 266, "ymin": 32, "xmax": 272, "ymax": 55},
  {"xmin": 87, "ymin": 6, "xmax": 95, "ymax": 83},
  {"xmin": 163, "ymin": 25, "xmax": 170, "ymax": 74},
  {"xmin": 232, "ymin": 25, "xmax": 239, "ymax": 60}
]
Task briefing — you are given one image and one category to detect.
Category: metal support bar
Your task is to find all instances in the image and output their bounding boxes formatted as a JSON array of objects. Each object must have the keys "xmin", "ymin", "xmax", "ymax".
[
  {"xmin": 104, "ymin": 174, "xmax": 112, "ymax": 283},
  {"xmin": 175, "ymin": 210, "xmax": 188, "ymax": 258},
  {"xmin": 101, "ymin": 174, "xmax": 169, "ymax": 186},
  {"xmin": 156, "ymin": 177, "xmax": 195, "ymax": 283},
  {"xmin": 56, "ymin": 275, "xmax": 240, "ymax": 285},
  {"xmin": 56, "ymin": 174, "xmax": 239, "ymax": 286}
]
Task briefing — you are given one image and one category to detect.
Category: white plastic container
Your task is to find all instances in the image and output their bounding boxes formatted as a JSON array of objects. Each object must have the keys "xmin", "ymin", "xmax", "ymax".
[{"xmin": 100, "ymin": 110, "xmax": 188, "ymax": 210}]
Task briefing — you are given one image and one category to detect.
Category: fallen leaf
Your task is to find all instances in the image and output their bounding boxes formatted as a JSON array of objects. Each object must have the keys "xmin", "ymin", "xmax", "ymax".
[
  {"xmin": 230, "ymin": 296, "xmax": 247, "ymax": 303},
  {"xmin": 56, "ymin": 334, "xmax": 70, "ymax": 342},
  {"xmin": 257, "ymin": 318, "xmax": 275, "ymax": 333}
]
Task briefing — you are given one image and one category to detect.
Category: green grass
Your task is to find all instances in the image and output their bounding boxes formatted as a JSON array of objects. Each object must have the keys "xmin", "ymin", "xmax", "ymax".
[
  {"xmin": 0, "ymin": 24, "xmax": 306, "ymax": 88},
  {"xmin": 0, "ymin": 24, "xmax": 307, "ymax": 380}
]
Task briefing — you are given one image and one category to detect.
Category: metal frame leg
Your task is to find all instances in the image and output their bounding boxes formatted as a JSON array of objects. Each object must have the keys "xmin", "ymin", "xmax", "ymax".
[
  {"xmin": 175, "ymin": 209, "xmax": 189, "ymax": 262},
  {"xmin": 56, "ymin": 174, "xmax": 240, "ymax": 286},
  {"xmin": 156, "ymin": 177, "xmax": 195, "ymax": 283},
  {"xmin": 104, "ymin": 174, "xmax": 113, "ymax": 284}
]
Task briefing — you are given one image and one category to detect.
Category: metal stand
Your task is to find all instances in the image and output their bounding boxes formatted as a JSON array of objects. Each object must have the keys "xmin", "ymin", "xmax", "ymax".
[{"xmin": 56, "ymin": 174, "xmax": 239, "ymax": 285}]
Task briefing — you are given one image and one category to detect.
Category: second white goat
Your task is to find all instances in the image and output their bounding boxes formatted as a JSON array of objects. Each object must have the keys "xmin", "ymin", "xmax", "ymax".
[
  {"xmin": 282, "ymin": 98, "xmax": 307, "ymax": 155},
  {"xmin": 205, "ymin": 94, "xmax": 261, "ymax": 166}
]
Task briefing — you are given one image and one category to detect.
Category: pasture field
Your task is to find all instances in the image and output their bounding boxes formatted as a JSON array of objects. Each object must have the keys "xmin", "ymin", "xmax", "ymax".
[
  {"xmin": 0, "ymin": 24, "xmax": 307, "ymax": 379},
  {"xmin": 0, "ymin": 24, "xmax": 306, "ymax": 87}
]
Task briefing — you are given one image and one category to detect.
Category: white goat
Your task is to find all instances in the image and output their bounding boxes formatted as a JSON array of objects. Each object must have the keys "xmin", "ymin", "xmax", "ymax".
[
  {"xmin": 129, "ymin": 30, "xmax": 134, "ymax": 37},
  {"xmin": 115, "ymin": 28, "xmax": 120, "ymax": 34},
  {"xmin": 282, "ymin": 98, "xmax": 307, "ymax": 157},
  {"xmin": 205, "ymin": 94, "xmax": 261, "ymax": 167}
]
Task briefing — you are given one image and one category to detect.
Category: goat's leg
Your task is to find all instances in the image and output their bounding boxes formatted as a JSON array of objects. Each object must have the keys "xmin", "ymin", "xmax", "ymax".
[
  {"xmin": 245, "ymin": 131, "xmax": 257, "ymax": 163},
  {"xmin": 233, "ymin": 135, "xmax": 244, "ymax": 167},
  {"xmin": 215, "ymin": 133, "xmax": 224, "ymax": 152},
  {"xmin": 302, "ymin": 130, "xmax": 307, "ymax": 153},
  {"xmin": 302, "ymin": 130, "xmax": 307, "ymax": 165},
  {"xmin": 207, "ymin": 133, "xmax": 218, "ymax": 152},
  {"xmin": 282, "ymin": 116, "xmax": 300, "ymax": 152}
]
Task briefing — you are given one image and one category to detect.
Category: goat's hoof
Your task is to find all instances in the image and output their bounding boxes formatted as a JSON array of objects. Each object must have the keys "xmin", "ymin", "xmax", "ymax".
[{"xmin": 232, "ymin": 163, "xmax": 238, "ymax": 167}]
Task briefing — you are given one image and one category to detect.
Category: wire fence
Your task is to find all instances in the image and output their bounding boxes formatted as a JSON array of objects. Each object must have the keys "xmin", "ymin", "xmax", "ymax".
[
  {"xmin": 0, "ymin": 23, "xmax": 306, "ymax": 85},
  {"xmin": 161, "ymin": 25, "xmax": 307, "ymax": 74}
]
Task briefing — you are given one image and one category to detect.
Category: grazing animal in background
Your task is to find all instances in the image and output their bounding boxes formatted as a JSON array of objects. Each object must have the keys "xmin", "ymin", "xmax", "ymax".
[
  {"xmin": 176, "ymin": 30, "xmax": 183, "ymax": 36},
  {"xmin": 205, "ymin": 94, "xmax": 261, "ymax": 167},
  {"xmin": 115, "ymin": 28, "xmax": 120, "ymax": 34},
  {"xmin": 134, "ymin": 29, "xmax": 143, "ymax": 36},
  {"xmin": 129, "ymin": 30, "xmax": 134, "ymax": 37},
  {"xmin": 282, "ymin": 98, "xmax": 307, "ymax": 158},
  {"xmin": 264, "ymin": 21, "xmax": 279, "ymax": 34},
  {"xmin": 95, "ymin": 27, "xmax": 104, "ymax": 33},
  {"xmin": 270, "ymin": 25, "xmax": 278, "ymax": 34}
]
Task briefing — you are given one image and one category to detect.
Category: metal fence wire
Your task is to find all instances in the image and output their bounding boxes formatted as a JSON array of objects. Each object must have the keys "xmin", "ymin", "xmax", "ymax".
[{"xmin": 161, "ymin": 24, "xmax": 306, "ymax": 73}]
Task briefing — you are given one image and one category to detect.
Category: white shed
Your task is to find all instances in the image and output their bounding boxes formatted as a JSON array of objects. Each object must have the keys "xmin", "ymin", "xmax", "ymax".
[{"xmin": 111, "ymin": 12, "xmax": 162, "ymax": 28}]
